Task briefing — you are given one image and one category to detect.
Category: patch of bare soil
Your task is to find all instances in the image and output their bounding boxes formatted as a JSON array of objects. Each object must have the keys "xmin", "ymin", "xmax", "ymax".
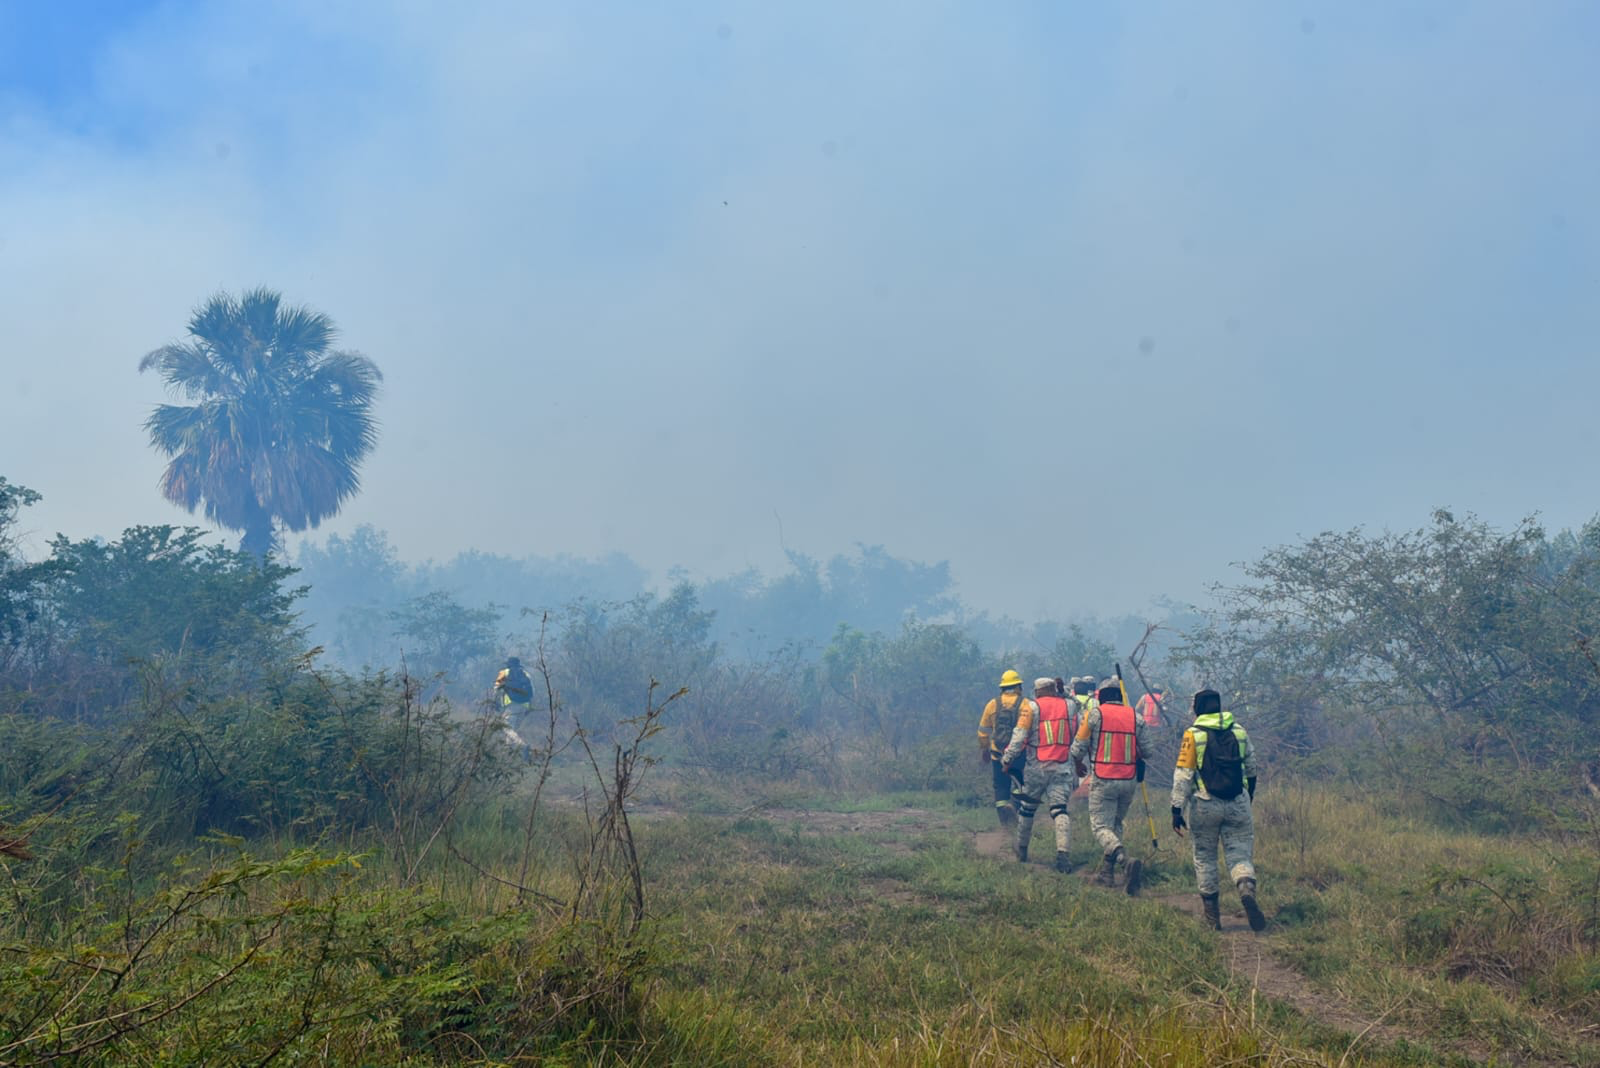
[
  {"xmin": 756, "ymin": 806, "xmax": 951, "ymax": 856},
  {"xmin": 973, "ymin": 827, "xmax": 1012, "ymax": 863},
  {"xmin": 974, "ymin": 827, "xmax": 1089, "ymax": 874},
  {"xmin": 632, "ymin": 801, "xmax": 956, "ymax": 856}
]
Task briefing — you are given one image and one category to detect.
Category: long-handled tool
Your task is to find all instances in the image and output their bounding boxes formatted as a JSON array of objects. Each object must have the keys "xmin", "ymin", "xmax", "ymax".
[{"xmin": 1117, "ymin": 661, "xmax": 1160, "ymax": 854}]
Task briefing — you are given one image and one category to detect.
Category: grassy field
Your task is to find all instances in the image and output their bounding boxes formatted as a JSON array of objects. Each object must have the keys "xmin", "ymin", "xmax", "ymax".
[
  {"xmin": 604, "ymin": 776, "xmax": 1600, "ymax": 1067},
  {"xmin": 3, "ymin": 757, "xmax": 1597, "ymax": 1066}
]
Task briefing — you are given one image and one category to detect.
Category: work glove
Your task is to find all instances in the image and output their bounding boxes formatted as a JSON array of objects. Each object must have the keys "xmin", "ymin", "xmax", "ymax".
[
  {"xmin": 1171, "ymin": 806, "xmax": 1187, "ymax": 835},
  {"xmin": 1074, "ymin": 760, "xmax": 1088, "ymax": 779},
  {"xmin": 980, "ymin": 748, "xmax": 992, "ymax": 766},
  {"xmin": 1135, "ymin": 758, "xmax": 1146, "ymax": 783},
  {"xmin": 1247, "ymin": 776, "xmax": 1257, "ymax": 801}
]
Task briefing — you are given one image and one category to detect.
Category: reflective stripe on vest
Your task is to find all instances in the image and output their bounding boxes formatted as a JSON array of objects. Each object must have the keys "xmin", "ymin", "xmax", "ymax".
[
  {"xmin": 1137, "ymin": 694, "xmax": 1162, "ymax": 728},
  {"xmin": 1035, "ymin": 695, "xmax": 1075, "ymax": 762},
  {"xmin": 1191, "ymin": 718, "xmax": 1246, "ymax": 769},
  {"xmin": 1094, "ymin": 702, "xmax": 1138, "ymax": 779}
]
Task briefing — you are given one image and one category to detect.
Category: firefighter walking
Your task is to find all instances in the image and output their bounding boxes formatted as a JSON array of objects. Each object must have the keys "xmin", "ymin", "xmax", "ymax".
[
  {"xmin": 1170, "ymin": 688, "xmax": 1265, "ymax": 932},
  {"xmin": 978, "ymin": 670, "xmax": 1036, "ymax": 828},
  {"xmin": 1004, "ymin": 677, "xmax": 1081, "ymax": 871},
  {"xmin": 1070, "ymin": 677, "xmax": 1150, "ymax": 893}
]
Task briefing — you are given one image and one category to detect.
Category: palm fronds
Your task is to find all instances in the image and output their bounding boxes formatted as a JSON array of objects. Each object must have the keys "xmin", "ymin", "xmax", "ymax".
[{"xmin": 139, "ymin": 289, "xmax": 381, "ymax": 555}]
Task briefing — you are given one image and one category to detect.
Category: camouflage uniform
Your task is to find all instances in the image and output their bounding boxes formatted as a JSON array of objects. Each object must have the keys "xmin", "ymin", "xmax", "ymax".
[
  {"xmin": 1004, "ymin": 680, "xmax": 1078, "ymax": 865},
  {"xmin": 1172, "ymin": 699, "xmax": 1263, "ymax": 930},
  {"xmin": 1022, "ymin": 759, "xmax": 1077, "ymax": 854},
  {"xmin": 1069, "ymin": 686, "xmax": 1149, "ymax": 881}
]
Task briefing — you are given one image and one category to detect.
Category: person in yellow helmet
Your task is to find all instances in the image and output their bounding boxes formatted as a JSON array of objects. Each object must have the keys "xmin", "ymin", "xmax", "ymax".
[{"xmin": 977, "ymin": 669, "xmax": 1037, "ymax": 829}]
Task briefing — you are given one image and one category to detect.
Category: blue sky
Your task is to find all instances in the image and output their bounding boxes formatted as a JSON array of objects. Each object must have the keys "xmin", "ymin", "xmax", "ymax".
[{"xmin": 2, "ymin": 2, "xmax": 1597, "ymax": 620}]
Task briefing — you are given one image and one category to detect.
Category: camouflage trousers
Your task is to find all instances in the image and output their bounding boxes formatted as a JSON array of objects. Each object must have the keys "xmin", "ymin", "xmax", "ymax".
[
  {"xmin": 1086, "ymin": 777, "xmax": 1137, "ymax": 856},
  {"xmin": 1014, "ymin": 760, "xmax": 1077, "ymax": 853},
  {"xmin": 1187, "ymin": 793, "xmax": 1256, "ymax": 895}
]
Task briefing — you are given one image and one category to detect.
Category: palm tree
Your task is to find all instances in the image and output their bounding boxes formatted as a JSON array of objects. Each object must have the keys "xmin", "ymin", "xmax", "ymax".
[{"xmin": 139, "ymin": 288, "xmax": 382, "ymax": 558}]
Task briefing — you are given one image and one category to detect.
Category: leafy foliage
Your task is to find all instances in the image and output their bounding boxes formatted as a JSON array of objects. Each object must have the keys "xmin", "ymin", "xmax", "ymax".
[
  {"xmin": 1179, "ymin": 510, "xmax": 1600, "ymax": 822},
  {"xmin": 389, "ymin": 590, "xmax": 503, "ymax": 682},
  {"xmin": 823, "ymin": 619, "xmax": 988, "ymax": 762},
  {"xmin": 3, "ymin": 526, "xmax": 302, "ymax": 723},
  {"xmin": 549, "ymin": 584, "xmax": 719, "ymax": 740}
]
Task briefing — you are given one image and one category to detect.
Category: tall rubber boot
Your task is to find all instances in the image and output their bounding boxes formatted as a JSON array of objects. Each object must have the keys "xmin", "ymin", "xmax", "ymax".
[
  {"xmin": 1015, "ymin": 815, "xmax": 1033, "ymax": 862},
  {"xmin": 1238, "ymin": 878, "xmax": 1266, "ymax": 932},
  {"xmin": 996, "ymin": 803, "xmax": 1017, "ymax": 829},
  {"xmin": 1201, "ymin": 892, "xmax": 1221, "ymax": 930},
  {"xmin": 1124, "ymin": 857, "xmax": 1143, "ymax": 897}
]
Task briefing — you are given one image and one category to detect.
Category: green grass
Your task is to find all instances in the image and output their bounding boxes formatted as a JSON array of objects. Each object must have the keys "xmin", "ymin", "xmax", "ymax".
[
  {"xmin": 627, "ymin": 772, "xmax": 1600, "ymax": 1065},
  {"xmin": 3, "ymin": 764, "xmax": 1597, "ymax": 1064}
]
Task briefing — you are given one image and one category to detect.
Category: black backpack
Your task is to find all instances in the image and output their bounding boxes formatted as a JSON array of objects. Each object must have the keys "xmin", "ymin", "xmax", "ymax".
[
  {"xmin": 503, "ymin": 666, "xmax": 534, "ymax": 705},
  {"xmin": 1198, "ymin": 726, "xmax": 1245, "ymax": 800}
]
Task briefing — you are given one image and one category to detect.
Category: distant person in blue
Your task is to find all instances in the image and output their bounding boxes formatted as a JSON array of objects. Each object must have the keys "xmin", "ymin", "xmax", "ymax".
[{"xmin": 493, "ymin": 656, "xmax": 534, "ymax": 755}]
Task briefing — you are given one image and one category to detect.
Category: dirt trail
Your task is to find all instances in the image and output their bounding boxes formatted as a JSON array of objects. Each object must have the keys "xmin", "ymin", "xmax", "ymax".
[
  {"xmin": 639, "ymin": 803, "xmax": 1575, "ymax": 1065},
  {"xmin": 1147, "ymin": 889, "xmax": 1439, "ymax": 1057},
  {"xmin": 971, "ymin": 827, "xmax": 1518, "ymax": 1065}
]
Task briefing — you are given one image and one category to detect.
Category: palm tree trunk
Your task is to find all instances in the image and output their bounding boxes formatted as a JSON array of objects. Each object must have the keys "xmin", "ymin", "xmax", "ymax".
[{"xmin": 240, "ymin": 507, "xmax": 277, "ymax": 561}]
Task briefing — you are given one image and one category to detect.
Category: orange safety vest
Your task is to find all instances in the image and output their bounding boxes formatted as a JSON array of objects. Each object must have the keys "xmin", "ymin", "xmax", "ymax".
[
  {"xmin": 1034, "ymin": 695, "xmax": 1076, "ymax": 762},
  {"xmin": 1137, "ymin": 693, "xmax": 1163, "ymax": 728},
  {"xmin": 1093, "ymin": 702, "xmax": 1139, "ymax": 779}
]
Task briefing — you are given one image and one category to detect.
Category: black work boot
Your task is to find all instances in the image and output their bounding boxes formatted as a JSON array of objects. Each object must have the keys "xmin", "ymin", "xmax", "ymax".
[
  {"xmin": 1124, "ymin": 858, "xmax": 1144, "ymax": 897},
  {"xmin": 1238, "ymin": 878, "xmax": 1266, "ymax": 932},
  {"xmin": 996, "ymin": 804, "xmax": 1017, "ymax": 829},
  {"xmin": 1201, "ymin": 892, "xmax": 1221, "ymax": 930},
  {"xmin": 1054, "ymin": 851, "xmax": 1073, "ymax": 874},
  {"xmin": 1097, "ymin": 848, "xmax": 1119, "ymax": 886},
  {"xmin": 1015, "ymin": 837, "xmax": 1029, "ymax": 863}
]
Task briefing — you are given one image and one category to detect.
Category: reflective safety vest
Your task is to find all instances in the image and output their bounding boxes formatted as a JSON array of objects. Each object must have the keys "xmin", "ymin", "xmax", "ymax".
[
  {"xmin": 1034, "ymin": 695, "xmax": 1076, "ymax": 762},
  {"xmin": 1188, "ymin": 712, "xmax": 1248, "ymax": 770},
  {"xmin": 1137, "ymin": 693, "xmax": 1163, "ymax": 729},
  {"xmin": 1093, "ymin": 702, "xmax": 1139, "ymax": 779}
]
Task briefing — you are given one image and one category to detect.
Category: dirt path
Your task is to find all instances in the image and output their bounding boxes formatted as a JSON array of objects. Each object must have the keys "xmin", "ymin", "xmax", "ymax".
[
  {"xmin": 637, "ymin": 802, "xmax": 1574, "ymax": 1064},
  {"xmin": 1147, "ymin": 889, "xmax": 1444, "ymax": 1057},
  {"xmin": 973, "ymin": 826, "xmax": 1516, "ymax": 1065}
]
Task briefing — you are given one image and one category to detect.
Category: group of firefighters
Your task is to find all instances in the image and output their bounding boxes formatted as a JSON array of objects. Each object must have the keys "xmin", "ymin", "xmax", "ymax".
[
  {"xmin": 491, "ymin": 652, "xmax": 1262, "ymax": 934},
  {"xmin": 979, "ymin": 671, "xmax": 1265, "ymax": 933}
]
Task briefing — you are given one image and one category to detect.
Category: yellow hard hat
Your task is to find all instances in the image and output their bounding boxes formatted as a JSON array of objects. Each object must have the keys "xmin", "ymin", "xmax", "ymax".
[{"xmin": 999, "ymin": 669, "xmax": 1023, "ymax": 689}]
